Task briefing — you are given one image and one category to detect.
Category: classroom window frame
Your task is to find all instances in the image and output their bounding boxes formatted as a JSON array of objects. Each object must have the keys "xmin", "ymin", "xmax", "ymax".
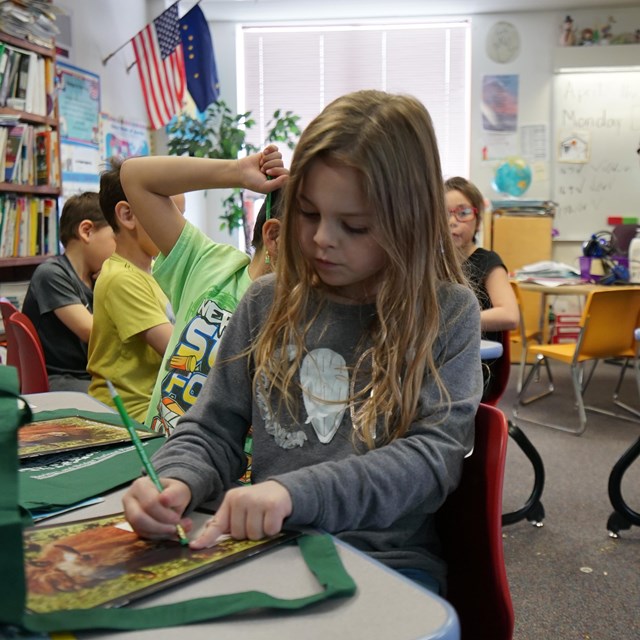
[{"xmin": 239, "ymin": 19, "xmax": 471, "ymax": 179}]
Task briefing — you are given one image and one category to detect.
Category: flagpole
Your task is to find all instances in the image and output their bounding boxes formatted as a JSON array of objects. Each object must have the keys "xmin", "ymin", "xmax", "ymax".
[{"xmin": 101, "ymin": 0, "xmax": 195, "ymax": 67}]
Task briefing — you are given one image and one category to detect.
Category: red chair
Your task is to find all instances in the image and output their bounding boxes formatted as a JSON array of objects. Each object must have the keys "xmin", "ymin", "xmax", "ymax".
[
  {"xmin": 482, "ymin": 331, "xmax": 545, "ymax": 527},
  {"xmin": 6, "ymin": 311, "xmax": 49, "ymax": 394},
  {"xmin": 0, "ymin": 297, "xmax": 20, "ymax": 372},
  {"xmin": 437, "ymin": 403, "xmax": 514, "ymax": 640}
]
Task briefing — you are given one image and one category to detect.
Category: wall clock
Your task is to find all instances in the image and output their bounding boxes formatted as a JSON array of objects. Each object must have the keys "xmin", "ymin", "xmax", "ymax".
[{"xmin": 486, "ymin": 21, "xmax": 520, "ymax": 64}]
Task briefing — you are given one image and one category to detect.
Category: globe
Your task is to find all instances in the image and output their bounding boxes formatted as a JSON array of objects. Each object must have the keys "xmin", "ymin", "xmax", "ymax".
[{"xmin": 492, "ymin": 157, "xmax": 532, "ymax": 197}]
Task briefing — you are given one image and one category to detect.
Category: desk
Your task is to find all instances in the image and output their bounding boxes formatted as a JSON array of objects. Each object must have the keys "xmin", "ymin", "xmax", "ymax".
[
  {"xmin": 515, "ymin": 282, "xmax": 610, "ymax": 296},
  {"xmin": 480, "ymin": 339, "xmax": 503, "ymax": 360},
  {"xmin": 25, "ymin": 390, "xmax": 111, "ymax": 413},
  {"xmin": 23, "ymin": 393, "xmax": 461, "ymax": 640}
]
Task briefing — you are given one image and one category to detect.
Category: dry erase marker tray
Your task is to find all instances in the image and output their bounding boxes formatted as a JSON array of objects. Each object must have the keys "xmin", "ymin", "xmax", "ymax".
[
  {"xmin": 24, "ymin": 513, "xmax": 301, "ymax": 614},
  {"xmin": 18, "ymin": 415, "xmax": 160, "ymax": 459}
]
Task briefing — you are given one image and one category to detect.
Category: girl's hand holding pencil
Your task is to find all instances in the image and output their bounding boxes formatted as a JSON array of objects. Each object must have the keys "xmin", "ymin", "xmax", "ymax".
[
  {"xmin": 123, "ymin": 475, "xmax": 194, "ymax": 543},
  {"xmin": 108, "ymin": 380, "xmax": 192, "ymax": 546}
]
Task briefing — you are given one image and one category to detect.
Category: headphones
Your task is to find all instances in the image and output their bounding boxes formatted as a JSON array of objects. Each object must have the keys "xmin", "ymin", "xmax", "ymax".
[{"xmin": 582, "ymin": 231, "xmax": 616, "ymax": 258}]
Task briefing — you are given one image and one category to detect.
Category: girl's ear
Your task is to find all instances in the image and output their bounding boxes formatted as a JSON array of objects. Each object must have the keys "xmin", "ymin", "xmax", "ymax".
[
  {"xmin": 262, "ymin": 218, "xmax": 281, "ymax": 258},
  {"xmin": 114, "ymin": 200, "xmax": 134, "ymax": 230},
  {"xmin": 76, "ymin": 219, "xmax": 94, "ymax": 243}
]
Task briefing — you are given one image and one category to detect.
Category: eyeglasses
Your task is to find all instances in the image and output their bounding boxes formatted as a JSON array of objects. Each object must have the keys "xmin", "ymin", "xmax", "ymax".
[{"xmin": 447, "ymin": 205, "xmax": 478, "ymax": 222}]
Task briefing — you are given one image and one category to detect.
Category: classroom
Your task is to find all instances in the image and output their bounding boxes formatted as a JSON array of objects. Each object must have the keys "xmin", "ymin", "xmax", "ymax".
[{"xmin": 1, "ymin": 1, "xmax": 639, "ymax": 639}]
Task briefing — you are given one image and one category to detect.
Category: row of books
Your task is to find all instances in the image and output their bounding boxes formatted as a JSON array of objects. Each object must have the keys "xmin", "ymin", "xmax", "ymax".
[
  {"xmin": 0, "ymin": 123, "xmax": 59, "ymax": 186},
  {"xmin": 0, "ymin": 193, "xmax": 58, "ymax": 258},
  {"xmin": 0, "ymin": 40, "xmax": 55, "ymax": 116}
]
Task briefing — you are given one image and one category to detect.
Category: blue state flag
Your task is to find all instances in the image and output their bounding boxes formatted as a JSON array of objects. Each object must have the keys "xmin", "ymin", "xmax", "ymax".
[{"xmin": 179, "ymin": 4, "xmax": 220, "ymax": 111}]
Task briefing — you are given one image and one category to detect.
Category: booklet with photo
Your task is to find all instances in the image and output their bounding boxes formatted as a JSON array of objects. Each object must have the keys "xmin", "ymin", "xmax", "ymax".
[
  {"xmin": 24, "ymin": 513, "xmax": 301, "ymax": 614},
  {"xmin": 19, "ymin": 415, "xmax": 160, "ymax": 459}
]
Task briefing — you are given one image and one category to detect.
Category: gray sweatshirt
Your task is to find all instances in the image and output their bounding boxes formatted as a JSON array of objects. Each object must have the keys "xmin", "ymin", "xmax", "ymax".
[{"xmin": 152, "ymin": 275, "xmax": 483, "ymax": 586}]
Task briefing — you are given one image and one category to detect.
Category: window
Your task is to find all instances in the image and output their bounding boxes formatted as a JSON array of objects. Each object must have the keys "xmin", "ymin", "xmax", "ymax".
[{"xmin": 241, "ymin": 21, "xmax": 470, "ymax": 178}]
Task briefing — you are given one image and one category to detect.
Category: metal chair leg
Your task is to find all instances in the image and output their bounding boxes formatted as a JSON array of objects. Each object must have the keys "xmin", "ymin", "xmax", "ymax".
[
  {"xmin": 516, "ymin": 354, "xmax": 554, "ymax": 406},
  {"xmin": 502, "ymin": 420, "xmax": 545, "ymax": 528},
  {"xmin": 607, "ymin": 435, "xmax": 640, "ymax": 538}
]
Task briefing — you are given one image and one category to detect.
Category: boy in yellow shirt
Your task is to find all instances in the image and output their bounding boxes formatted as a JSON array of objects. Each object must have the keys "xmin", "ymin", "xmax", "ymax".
[{"xmin": 87, "ymin": 158, "xmax": 180, "ymax": 421}]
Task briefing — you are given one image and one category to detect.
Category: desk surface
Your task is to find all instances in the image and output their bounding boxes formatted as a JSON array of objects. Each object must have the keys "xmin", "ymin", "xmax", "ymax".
[
  {"xmin": 23, "ymin": 393, "xmax": 461, "ymax": 640},
  {"xmin": 515, "ymin": 281, "xmax": 613, "ymax": 295},
  {"xmin": 25, "ymin": 390, "xmax": 112, "ymax": 413}
]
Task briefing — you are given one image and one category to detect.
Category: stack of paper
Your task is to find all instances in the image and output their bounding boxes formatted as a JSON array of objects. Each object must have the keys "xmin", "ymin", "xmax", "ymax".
[{"xmin": 515, "ymin": 261, "xmax": 582, "ymax": 286}]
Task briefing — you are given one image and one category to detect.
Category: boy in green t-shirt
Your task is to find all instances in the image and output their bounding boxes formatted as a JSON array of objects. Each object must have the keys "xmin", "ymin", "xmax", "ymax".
[
  {"xmin": 119, "ymin": 145, "xmax": 287, "ymax": 435},
  {"xmin": 87, "ymin": 159, "xmax": 179, "ymax": 422}
]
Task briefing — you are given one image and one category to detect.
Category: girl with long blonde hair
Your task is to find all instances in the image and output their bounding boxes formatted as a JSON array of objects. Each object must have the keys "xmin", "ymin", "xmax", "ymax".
[{"xmin": 124, "ymin": 90, "xmax": 483, "ymax": 594}]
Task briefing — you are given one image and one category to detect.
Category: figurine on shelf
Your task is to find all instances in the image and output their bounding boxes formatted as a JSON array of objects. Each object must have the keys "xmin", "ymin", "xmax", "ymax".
[
  {"xmin": 559, "ymin": 15, "xmax": 576, "ymax": 47},
  {"xmin": 579, "ymin": 27, "xmax": 595, "ymax": 46},
  {"xmin": 600, "ymin": 16, "xmax": 615, "ymax": 45}
]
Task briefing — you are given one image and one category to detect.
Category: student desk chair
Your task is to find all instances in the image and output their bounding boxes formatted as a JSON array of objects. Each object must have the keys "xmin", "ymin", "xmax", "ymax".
[
  {"xmin": 7, "ymin": 310, "xmax": 49, "ymax": 394},
  {"xmin": 606, "ymin": 327, "xmax": 640, "ymax": 538},
  {"xmin": 516, "ymin": 287, "xmax": 640, "ymax": 436},
  {"xmin": 437, "ymin": 403, "xmax": 514, "ymax": 640},
  {"xmin": 482, "ymin": 331, "xmax": 545, "ymax": 528},
  {"xmin": 0, "ymin": 296, "xmax": 20, "ymax": 372}
]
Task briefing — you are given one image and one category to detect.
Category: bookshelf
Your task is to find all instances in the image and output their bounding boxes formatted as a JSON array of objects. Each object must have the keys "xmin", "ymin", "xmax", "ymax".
[{"xmin": 0, "ymin": 29, "xmax": 61, "ymax": 285}]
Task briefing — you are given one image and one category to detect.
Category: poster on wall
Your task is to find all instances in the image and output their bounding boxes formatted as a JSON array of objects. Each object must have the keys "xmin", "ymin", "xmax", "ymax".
[
  {"xmin": 56, "ymin": 62, "xmax": 101, "ymax": 196},
  {"xmin": 481, "ymin": 74, "xmax": 519, "ymax": 133},
  {"xmin": 100, "ymin": 114, "xmax": 151, "ymax": 165},
  {"xmin": 56, "ymin": 62, "xmax": 100, "ymax": 146}
]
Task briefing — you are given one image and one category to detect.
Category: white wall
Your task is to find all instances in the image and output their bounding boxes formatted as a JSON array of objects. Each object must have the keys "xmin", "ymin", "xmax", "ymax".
[
  {"xmin": 58, "ymin": 2, "xmax": 640, "ymax": 257},
  {"xmin": 54, "ymin": 0, "xmax": 150, "ymax": 124}
]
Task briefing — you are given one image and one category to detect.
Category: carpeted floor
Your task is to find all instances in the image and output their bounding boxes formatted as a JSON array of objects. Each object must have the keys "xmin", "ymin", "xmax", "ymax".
[{"xmin": 498, "ymin": 361, "xmax": 640, "ymax": 640}]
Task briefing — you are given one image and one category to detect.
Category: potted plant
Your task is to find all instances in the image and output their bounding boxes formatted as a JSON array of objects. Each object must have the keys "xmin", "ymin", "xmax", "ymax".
[{"xmin": 167, "ymin": 100, "xmax": 300, "ymax": 250}]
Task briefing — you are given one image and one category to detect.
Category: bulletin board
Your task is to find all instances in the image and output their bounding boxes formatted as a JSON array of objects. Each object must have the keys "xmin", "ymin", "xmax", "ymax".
[
  {"xmin": 552, "ymin": 71, "xmax": 640, "ymax": 241},
  {"xmin": 56, "ymin": 61, "xmax": 101, "ymax": 196}
]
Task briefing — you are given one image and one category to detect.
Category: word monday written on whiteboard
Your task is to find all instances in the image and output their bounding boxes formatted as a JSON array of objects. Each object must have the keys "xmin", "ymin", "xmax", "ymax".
[{"xmin": 553, "ymin": 72, "xmax": 640, "ymax": 241}]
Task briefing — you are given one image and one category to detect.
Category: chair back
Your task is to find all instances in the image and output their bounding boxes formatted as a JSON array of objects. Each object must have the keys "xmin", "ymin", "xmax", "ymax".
[
  {"xmin": 437, "ymin": 403, "xmax": 514, "ymax": 640},
  {"xmin": 0, "ymin": 297, "xmax": 20, "ymax": 371},
  {"xmin": 7, "ymin": 311, "xmax": 49, "ymax": 394},
  {"xmin": 611, "ymin": 223, "xmax": 639, "ymax": 256},
  {"xmin": 578, "ymin": 289, "xmax": 640, "ymax": 360},
  {"xmin": 482, "ymin": 330, "xmax": 511, "ymax": 406}
]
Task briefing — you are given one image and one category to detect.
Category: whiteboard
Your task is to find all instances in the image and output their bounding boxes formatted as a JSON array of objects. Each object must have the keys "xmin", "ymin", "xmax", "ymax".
[{"xmin": 552, "ymin": 72, "xmax": 640, "ymax": 241}]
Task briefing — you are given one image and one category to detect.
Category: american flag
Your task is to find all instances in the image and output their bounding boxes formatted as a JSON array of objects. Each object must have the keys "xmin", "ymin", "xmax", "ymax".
[{"xmin": 132, "ymin": 4, "xmax": 186, "ymax": 130}]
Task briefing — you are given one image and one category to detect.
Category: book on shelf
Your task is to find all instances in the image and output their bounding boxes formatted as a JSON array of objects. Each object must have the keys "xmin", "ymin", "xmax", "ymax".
[
  {"xmin": 3, "ymin": 123, "xmax": 24, "ymax": 181},
  {"xmin": 0, "ymin": 43, "xmax": 48, "ymax": 115},
  {"xmin": 0, "ymin": 194, "xmax": 58, "ymax": 258}
]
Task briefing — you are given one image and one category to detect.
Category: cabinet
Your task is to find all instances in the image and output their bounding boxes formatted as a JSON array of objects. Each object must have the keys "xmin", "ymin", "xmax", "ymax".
[
  {"xmin": 484, "ymin": 208, "xmax": 554, "ymax": 362},
  {"xmin": 0, "ymin": 30, "xmax": 61, "ymax": 284}
]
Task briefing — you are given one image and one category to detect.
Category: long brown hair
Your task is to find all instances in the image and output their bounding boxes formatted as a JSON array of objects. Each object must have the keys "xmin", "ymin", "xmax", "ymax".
[{"xmin": 252, "ymin": 90, "xmax": 465, "ymax": 447}]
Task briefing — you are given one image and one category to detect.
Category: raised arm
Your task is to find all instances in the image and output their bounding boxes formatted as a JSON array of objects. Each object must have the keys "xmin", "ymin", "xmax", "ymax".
[{"xmin": 119, "ymin": 146, "xmax": 288, "ymax": 257}]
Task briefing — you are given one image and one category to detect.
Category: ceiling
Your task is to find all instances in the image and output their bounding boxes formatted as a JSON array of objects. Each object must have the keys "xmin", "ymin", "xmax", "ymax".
[{"xmin": 200, "ymin": 0, "xmax": 639, "ymax": 21}]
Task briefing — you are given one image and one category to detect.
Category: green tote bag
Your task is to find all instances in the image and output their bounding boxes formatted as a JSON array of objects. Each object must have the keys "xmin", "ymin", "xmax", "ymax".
[{"xmin": 0, "ymin": 366, "xmax": 356, "ymax": 634}]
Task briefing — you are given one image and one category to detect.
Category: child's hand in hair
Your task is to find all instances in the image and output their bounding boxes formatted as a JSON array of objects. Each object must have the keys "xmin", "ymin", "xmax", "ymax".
[
  {"xmin": 189, "ymin": 480, "xmax": 293, "ymax": 549},
  {"xmin": 239, "ymin": 144, "xmax": 288, "ymax": 193}
]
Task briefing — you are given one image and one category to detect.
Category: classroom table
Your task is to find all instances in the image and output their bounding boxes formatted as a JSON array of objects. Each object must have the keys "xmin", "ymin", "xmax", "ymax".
[
  {"xmin": 480, "ymin": 339, "xmax": 503, "ymax": 360},
  {"xmin": 23, "ymin": 392, "xmax": 461, "ymax": 640}
]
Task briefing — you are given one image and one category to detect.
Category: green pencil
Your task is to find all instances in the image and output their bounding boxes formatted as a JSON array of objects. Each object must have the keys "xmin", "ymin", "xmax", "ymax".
[{"xmin": 107, "ymin": 380, "xmax": 189, "ymax": 546}]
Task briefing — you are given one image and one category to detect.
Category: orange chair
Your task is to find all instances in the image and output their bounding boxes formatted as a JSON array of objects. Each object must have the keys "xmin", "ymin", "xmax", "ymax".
[
  {"xmin": 6, "ymin": 311, "xmax": 49, "ymax": 394},
  {"xmin": 509, "ymin": 281, "xmax": 550, "ymax": 393},
  {"xmin": 0, "ymin": 297, "xmax": 20, "ymax": 372},
  {"xmin": 517, "ymin": 288, "xmax": 640, "ymax": 435},
  {"xmin": 437, "ymin": 403, "xmax": 514, "ymax": 640}
]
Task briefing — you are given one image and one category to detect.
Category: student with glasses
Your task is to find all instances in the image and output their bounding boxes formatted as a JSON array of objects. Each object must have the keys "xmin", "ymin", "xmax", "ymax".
[{"xmin": 445, "ymin": 177, "xmax": 518, "ymax": 341}]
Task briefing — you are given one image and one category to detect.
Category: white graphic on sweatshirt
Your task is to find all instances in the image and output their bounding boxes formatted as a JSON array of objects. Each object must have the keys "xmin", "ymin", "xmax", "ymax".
[
  {"xmin": 256, "ymin": 381, "xmax": 308, "ymax": 449},
  {"xmin": 300, "ymin": 348, "xmax": 349, "ymax": 444}
]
